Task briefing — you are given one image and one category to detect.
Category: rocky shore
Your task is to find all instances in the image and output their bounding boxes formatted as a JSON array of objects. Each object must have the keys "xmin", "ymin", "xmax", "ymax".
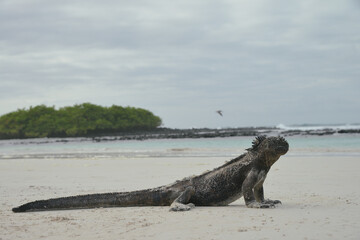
[
  {"xmin": 90, "ymin": 127, "xmax": 273, "ymax": 142},
  {"xmin": 2, "ymin": 126, "xmax": 359, "ymax": 145},
  {"xmin": 89, "ymin": 126, "xmax": 360, "ymax": 142}
]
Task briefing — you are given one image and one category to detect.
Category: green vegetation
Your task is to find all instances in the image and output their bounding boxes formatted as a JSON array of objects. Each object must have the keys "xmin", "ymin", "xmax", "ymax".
[{"xmin": 0, "ymin": 103, "xmax": 162, "ymax": 139}]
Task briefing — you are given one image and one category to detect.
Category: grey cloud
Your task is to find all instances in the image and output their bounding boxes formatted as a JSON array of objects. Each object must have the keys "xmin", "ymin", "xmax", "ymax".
[{"xmin": 0, "ymin": 0, "xmax": 359, "ymax": 127}]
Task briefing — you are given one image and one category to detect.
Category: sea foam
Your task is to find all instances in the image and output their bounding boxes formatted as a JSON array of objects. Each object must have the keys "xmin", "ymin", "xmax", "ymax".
[{"xmin": 276, "ymin": 123, "xmax": 360, "ymax": 131}]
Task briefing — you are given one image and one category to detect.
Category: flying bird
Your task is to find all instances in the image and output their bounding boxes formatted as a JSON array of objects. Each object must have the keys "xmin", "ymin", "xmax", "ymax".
[{"xmin": 216, "ymin": 110, "xmax": 223, "ymax": 117}]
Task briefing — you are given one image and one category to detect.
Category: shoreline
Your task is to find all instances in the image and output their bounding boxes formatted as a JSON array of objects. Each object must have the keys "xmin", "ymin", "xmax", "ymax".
[{"xmin": 1, "ymin": 126, "xmax": 359, "ymax": 143}]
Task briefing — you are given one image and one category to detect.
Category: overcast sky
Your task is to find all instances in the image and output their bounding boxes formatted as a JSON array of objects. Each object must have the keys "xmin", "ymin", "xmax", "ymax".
[{"xmin": 0, "ymin": 0, "xmax": 359, "ymax": 128}]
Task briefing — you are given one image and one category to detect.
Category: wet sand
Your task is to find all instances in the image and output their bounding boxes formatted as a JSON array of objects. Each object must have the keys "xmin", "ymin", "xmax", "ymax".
[{"xmin": 1, "ymin": 155, "xmax": 359, "ymax": 239}]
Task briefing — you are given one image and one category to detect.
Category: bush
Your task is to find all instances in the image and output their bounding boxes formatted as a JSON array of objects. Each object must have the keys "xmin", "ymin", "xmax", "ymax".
[{"xmin": 0, "ymin": 103, "xmax": 162, "ymax": 139}]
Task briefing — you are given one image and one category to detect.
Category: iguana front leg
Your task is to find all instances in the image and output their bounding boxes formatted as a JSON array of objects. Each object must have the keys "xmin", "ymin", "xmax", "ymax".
[
  {"xmin": 242, "ymin": 169, "xmax": 279, "ymax": 208},
  {"xmin": 254, "ymin": 185, "xmax": 282, "ymax": 205},
  {"xmin": 169, "ymin": 186, "xmax": 195, "ymax": 211}
]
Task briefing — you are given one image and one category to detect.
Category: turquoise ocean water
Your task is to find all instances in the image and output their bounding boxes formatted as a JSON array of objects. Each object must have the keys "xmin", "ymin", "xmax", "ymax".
[{"xmin": 1, "ymin": 134, "xmax": 359, "ymax": 159}]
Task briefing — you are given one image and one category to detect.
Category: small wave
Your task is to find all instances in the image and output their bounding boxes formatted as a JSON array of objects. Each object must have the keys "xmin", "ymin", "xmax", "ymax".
[{"xmin": 276, "ymin": 123, "xmax": 360, "ymax": 131}]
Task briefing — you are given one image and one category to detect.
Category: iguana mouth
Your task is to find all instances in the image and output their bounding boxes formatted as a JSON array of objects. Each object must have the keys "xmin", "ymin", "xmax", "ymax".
[
  {"xmin": 276, "ymin": 146, "xmax": 288, "ymax": 155},
  {"xmin": 276, "ymin": 140, "xmax": 289, "ymax": 154}
]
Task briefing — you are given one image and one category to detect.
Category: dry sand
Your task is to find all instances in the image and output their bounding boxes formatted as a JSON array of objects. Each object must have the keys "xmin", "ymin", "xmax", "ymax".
[{"xmin": 1, "ymin": 155, "xmax": 359, "ymax": 240}]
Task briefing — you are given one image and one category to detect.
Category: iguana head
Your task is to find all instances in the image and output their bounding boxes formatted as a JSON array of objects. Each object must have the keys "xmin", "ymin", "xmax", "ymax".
[{"xmin": 248, "ymin": 135, "xmax": 289, "ymax": 167}]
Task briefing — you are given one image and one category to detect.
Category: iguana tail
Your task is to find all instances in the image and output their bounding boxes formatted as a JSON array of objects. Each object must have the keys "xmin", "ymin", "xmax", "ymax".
[{"xmin": 12, "ymin": 188, "xmax": 173, "ymax": 212}]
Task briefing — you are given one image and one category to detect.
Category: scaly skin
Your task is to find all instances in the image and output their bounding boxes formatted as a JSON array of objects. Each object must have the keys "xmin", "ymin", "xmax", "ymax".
[{"xmin": 12, "ymin": 136, "xmax": 288, "ymax": 212}]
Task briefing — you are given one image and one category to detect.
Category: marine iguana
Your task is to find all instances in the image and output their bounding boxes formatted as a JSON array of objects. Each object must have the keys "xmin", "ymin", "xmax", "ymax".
[{"xmin": 12, "ymin": 135, "xmax": 288, "ymax": 212}]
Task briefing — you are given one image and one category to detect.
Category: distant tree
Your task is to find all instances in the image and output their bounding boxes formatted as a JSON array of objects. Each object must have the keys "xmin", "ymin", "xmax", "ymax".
[{"xmin": 0, "ymin": 103, "xmax": 162, "ymax": 139}]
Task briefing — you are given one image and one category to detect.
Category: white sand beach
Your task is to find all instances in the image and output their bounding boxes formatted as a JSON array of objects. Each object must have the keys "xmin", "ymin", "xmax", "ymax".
[{"xmin": 1, "ymin": 155, "xmax": 359, "ymax": 240}]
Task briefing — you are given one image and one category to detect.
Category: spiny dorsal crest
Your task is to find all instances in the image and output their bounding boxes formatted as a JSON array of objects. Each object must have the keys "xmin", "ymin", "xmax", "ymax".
[{"xmin": 247, "ymin": 135, "xmax": 267, "ymax": 151}]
